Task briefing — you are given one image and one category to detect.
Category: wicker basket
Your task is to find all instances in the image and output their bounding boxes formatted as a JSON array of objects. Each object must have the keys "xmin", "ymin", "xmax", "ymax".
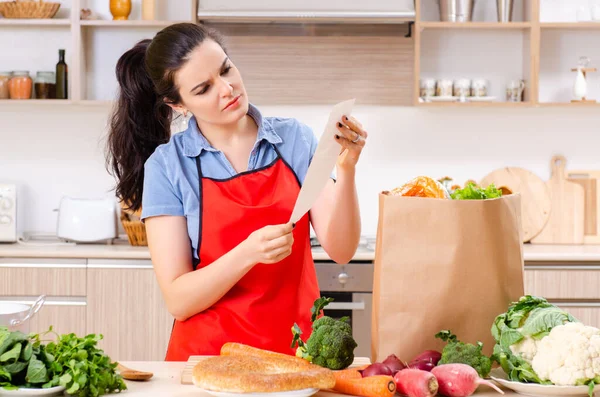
[
  {"xmin": 120, "ymin": 202, "xmax": 147, "ymax": 246},
  {"xmin": 0, "ymin": 0, "xmax": 61, "ymax": 19},
  {"xmin": 121, "ymin": 218, "xmax": 147, "ymax": 246}
]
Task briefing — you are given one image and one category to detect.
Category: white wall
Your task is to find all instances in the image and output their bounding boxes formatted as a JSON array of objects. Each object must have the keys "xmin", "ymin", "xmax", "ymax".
[{"xmin": 2, "ymin": 104, "xmax": 600, "ymax": 238}]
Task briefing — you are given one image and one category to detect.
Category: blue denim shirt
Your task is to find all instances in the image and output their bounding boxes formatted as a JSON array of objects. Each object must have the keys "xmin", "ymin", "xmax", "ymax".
[{"xmin": 141, "ymin": 103, "xmax": 321, "ymax": 260}]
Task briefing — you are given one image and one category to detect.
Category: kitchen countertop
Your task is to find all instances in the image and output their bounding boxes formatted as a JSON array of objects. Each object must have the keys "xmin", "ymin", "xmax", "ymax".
[
  {"xmin": 3, "ymin": 240, "xmax": 600, "ymax": 262},
  {"xmin": 117, "ymin": 361, "xmax": 517, "ymax": 397}
]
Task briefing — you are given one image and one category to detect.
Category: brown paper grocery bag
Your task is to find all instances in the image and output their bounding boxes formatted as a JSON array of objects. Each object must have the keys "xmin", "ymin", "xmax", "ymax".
[{"xmin": 371, "ymin": 193, "xmax": 524, "ymax": 363}]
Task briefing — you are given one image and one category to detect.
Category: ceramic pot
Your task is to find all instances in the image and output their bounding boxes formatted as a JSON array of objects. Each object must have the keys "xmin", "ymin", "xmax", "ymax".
[{"xmin": 110, "ymin": 0, "xmax": 131, "ymax": 20}]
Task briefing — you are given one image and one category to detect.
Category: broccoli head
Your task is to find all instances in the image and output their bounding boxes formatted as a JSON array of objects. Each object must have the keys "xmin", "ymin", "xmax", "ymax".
[
  {"xmin": 291, "ymin": 297, "xmax": 358, "ymax": 370},
  {"xmin": 435, "ymin": 330, "xmax": 492, "ymax": 378}
]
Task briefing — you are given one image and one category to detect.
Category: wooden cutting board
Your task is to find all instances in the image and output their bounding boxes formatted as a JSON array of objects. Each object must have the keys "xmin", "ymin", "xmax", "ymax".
[
  {"xmin": 181, "ymin": 355, "xmax": 371, "ymax": 385},
  {"xmin": 480, "ymin": 167, "xmax": 551, "ymax": 242},
  {"xmin": 567, "ymin": 169, "xmax": 600, "ymax": 244},
  {"xmin": 531, "ymin": 156, "xmax": 585, "ymax": 244}
]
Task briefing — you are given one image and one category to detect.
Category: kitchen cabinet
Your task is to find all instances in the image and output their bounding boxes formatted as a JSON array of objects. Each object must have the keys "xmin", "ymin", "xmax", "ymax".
[
  {"xmin": 524, "ymin": 264, "xmax": 600, "ymax": 329},
  {"xmin": 86, "ymin": 259, "xmax": 173, "ymax": 361}
]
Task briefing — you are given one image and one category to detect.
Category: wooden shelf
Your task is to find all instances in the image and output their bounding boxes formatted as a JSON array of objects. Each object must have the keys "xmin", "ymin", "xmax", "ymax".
[
  {"xmin": 196, "ymin": 10, "xmax": 415, "ymax": 24},
  {"xmin": 0, "ymin": 18, "xmax": 70, "ymax": 26},
  {"xmin": 80, "ymin": 20, "xmax": 190, "ymax": 27},
  {"xmin": 541, "ymin": 22, "xmax": 600, "ymax": 29},
  {"xmin": 538, "ymin": 102, "xmax": 600, "ymax": 107},
  {"xmin": 419, "ymin": 21, "xmax": 531, "ymax": 29},
  {"xmin": 417, "ymin": 101, "xmax": 532, "ymax": 107},
  {"xmin": 0, "ymin": 100, "xmax": 115, "ymax": 106},
  {"xmin": 0, "ymin": 99, "xmax": 73, "ymax": 105}
]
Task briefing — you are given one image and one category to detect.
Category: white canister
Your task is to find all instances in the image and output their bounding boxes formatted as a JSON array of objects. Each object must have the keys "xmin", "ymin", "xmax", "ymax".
[
  {"xmin": 420, "ymin": 78, "xmax": 436, "ymax": 97},
  {"xmin": 453, "ymin": 78, "xmax": 471, "ymax": 97},
  {"xmin": 436, "ymin": 79, "xmax": 454, "ymax": 97},
  {"xmin": 471, "ymin": 78, "xmax": 488, "ymax": 97}
]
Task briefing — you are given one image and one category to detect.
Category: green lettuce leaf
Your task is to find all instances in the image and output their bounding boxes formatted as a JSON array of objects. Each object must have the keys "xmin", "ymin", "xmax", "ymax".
[{"xmin": 451, "ymin": 183, "xmax": 502, "ymax": 200}]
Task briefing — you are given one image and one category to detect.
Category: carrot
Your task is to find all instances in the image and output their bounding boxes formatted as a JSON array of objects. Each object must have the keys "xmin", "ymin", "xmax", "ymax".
[
  {"xmin": 334, "ymin": 368, "xmax": 364, "ymax": 384},
  {"xmin": 332, "ymin": 374, "xmax": 396, "ymax": 397}
]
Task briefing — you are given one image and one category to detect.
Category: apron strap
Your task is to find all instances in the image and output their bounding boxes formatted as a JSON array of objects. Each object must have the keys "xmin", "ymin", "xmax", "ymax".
[{"xmin": 193, "ymin": 156, "xmax": 203, "ymax": 270}]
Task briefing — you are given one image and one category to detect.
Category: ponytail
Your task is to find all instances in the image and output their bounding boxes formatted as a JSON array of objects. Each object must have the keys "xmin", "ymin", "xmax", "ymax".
[
  {"xmin": 106, "ymin": 39, "xmax": 170, "ymax": 211},
  {"xmin": 106, "ymin": 23, "xmax": 226, "ymax": 211}
]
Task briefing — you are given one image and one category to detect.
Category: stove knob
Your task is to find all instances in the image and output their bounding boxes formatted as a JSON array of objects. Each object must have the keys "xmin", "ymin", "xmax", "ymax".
[
  {"xmin": 337, "ymin": 272, "xmax": 349, "ymax": 285},
  {"xmin": 0, "ymin": 215, "xmax": 11, "ymax": 225},
  {"xmin": 0, "ymin": 198, "xmax": 12, "ymax": 210}
]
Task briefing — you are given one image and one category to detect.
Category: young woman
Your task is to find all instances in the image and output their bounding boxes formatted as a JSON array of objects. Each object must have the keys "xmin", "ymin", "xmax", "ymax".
[{"xmin": 106, "ymin": 22, "xmax": 368, "ymax": 361}]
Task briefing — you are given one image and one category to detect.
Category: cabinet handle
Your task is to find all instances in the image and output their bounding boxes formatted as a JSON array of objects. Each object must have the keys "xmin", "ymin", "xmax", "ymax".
[
  {"xmin": 0, "ymin": 263, "xmax": 86, "ymax": 268},
  {"xmin": 526, "ymin": 265, "xmax": 600, "ymax": 271},
  {"xmin": 326, "ymin": 302, "xmax": 365, "ymax": 311},
  {"xmin": 87, "ymin": 263, "xmax": 153, "ymax": 269},
  {"xmin": 0, "ymin": 296, "xmax": 86, "ymax": 306},
  {"xmin": 552, "ymin": 302, "xmax": 600, "ymax": 308}
]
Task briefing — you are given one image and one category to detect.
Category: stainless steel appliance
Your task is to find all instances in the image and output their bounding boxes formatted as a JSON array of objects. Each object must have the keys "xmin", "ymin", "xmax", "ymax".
[
  {"xmin": 316, "ymin": 260, "xmax": 374, "ymax": 358},
  {"xmin": 0, "ymin": 184, "xmax": 17, "ymax": 243}
]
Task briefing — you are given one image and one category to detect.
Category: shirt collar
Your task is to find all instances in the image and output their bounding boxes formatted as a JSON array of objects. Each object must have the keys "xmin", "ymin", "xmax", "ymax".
[{"xmin": 182, "ymin": 102, "xmax": 282, "ymax": 158}]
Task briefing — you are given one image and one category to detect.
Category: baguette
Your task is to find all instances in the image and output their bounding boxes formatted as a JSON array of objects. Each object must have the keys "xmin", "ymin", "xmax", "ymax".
[{"xmin": 192, "ymin": 343, "xmax": 336, "ymax": 393}]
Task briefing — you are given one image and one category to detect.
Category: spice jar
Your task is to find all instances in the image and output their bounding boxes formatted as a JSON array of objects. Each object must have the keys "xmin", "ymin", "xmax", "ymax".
[
  {"xmin": 0, "ymin": 72, "xmax": 12, "ymax": 99},
  {"xmin": 8, "ymin": 71, "xmax": 32, "ymax": 100},
  {"xmin": 34, "ymin": 71, "xmax": 56, "ymax": 99}
]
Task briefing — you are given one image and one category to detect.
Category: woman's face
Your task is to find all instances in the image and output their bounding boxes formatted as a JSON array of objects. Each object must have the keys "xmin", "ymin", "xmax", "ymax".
[{"xmin": 173, "ymin": 39, "xmax": 248, "ymax": 126}]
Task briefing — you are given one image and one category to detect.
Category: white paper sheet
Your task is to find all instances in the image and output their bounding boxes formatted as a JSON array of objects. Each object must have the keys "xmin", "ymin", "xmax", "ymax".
[{"xmin": 289, "ymin": 99, "xmax": 356, "ymax": 223}]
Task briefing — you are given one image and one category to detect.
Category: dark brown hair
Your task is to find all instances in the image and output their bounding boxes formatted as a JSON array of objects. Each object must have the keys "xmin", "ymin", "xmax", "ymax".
[{"xmin": 105, "ymin": 23, "xmax": 226, "ymax": 211}]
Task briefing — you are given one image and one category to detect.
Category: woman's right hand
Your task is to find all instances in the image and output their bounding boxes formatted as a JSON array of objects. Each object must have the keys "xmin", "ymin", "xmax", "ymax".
[{"xmin": 242, "ymin": 222, "xmax": 294, "ymax": 266}]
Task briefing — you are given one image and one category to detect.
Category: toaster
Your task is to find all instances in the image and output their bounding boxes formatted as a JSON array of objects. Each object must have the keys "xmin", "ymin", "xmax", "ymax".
[{"xmin": 56, "ymin": 196, "xmax": 118, "ymax": 243}]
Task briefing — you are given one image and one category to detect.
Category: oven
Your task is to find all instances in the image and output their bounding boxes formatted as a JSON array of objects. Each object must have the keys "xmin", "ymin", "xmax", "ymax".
[{"xmin": 315, "ymin": 261, "xmax": 373, "ymax": 358}]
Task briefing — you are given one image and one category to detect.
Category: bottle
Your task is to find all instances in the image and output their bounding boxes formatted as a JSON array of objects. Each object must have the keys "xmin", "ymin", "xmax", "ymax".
[
  {"xmin": 574, "ymin": 67, "xmax": 587, "ymax": 100},
  {"xmin": 55, "ymin": 49, "xmax": 68, "ymax": 99}
]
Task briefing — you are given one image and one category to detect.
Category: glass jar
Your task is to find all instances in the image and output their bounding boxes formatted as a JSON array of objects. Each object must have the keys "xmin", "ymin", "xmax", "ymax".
[
  {"xmin": 34, "ymin": 71, "xmax": 56, "ymax": 99},
  {"xmin": 8, "ymin": 71, "xmax": 32, "ymax": 100},
  {"xmin": 0, "ymin": 72, "xmax": 12, "ymax": 99}
]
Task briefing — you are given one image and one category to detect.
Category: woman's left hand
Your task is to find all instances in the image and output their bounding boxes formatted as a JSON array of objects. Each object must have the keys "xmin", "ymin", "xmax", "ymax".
[{"xmin": 335, "ymin": 115, "xmax": 368, "ymax": 171}]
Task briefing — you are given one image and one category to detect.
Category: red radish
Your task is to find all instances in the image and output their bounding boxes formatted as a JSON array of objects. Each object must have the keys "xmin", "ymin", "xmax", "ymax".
[
  {"xmin": 394, "ymin": 368, "xmax": 438, "ymax": 397},
  {"xmin": 411, "ymin": 350, "xmax": 442, "ymax": 366},
  {"xmin": 360, "ymin": 362, "xmax": 393, "ymax": 378},
  {"xmin": 382, "ymin": 354, "xmax": 407, "ymax": 374},
  {"xmin": 408, "ymin": 359, "xmax": 436, "ymax": 372},
  {"xmin": 431, "ymin": 364, "xmax": 504, "ymax": 397}
]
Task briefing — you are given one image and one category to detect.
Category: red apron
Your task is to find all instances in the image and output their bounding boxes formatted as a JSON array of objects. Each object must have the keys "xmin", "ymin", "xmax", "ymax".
[{"xmin": 165, "ymin": 146, "xmax": 320, "ymax": 361}]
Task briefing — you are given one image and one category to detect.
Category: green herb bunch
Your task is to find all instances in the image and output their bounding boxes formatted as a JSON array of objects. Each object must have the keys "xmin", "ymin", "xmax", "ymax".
[{"xmin": 0, "ymin": 326, "xmax": 126, "ymax": 396}]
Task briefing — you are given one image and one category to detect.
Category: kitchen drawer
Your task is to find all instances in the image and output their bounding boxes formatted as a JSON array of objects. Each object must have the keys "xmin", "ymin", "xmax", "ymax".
[
  {"xmin": 554, "ymin": 303, "xmax": 600, "ymax": 330},
  {"xmin": 0, "ymin": 296, "xmax": 86, "ymax": 336},
  {"xmin": 524, "ymin": 266, "xmax": 600, "ymax": 300},
  {"xmin": 0, "ymin": 258, "xmax": 86, "ymax": 296}
]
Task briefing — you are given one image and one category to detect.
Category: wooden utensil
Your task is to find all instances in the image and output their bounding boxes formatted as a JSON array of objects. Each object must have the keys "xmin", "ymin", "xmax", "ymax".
[
  {"xmin": 117, "ymin": 362, "xmax": 154, "ymax": 381},
  {"xmin": 567, "ymin": 169, "xmax": 600, "ymax": 244},
  {"xmin": 180, "ymin": 356, "xmax": 371, "ymax": 385},
  {"xmin": 480, "ymin": 167, "xmax": 551, "ymax": 242},
  {"xmin": 531, "ymin": 156, "xmax": 585, "ymax": 245}
]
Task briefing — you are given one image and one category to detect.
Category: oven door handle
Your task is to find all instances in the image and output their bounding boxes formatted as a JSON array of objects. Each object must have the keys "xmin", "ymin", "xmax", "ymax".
[{"xmin": 325, "ymin": 302, "xmax": 365, "ymax": 311}]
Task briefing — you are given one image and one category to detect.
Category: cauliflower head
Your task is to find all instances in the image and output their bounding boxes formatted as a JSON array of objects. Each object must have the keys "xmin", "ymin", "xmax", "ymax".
[
  {"xmin": 509, "ymin": 334, "xmax": 540, "ymax": 363},
  {"xmin": 532, "ymin": 322, "xmax": 600, "ymax": 386}
]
